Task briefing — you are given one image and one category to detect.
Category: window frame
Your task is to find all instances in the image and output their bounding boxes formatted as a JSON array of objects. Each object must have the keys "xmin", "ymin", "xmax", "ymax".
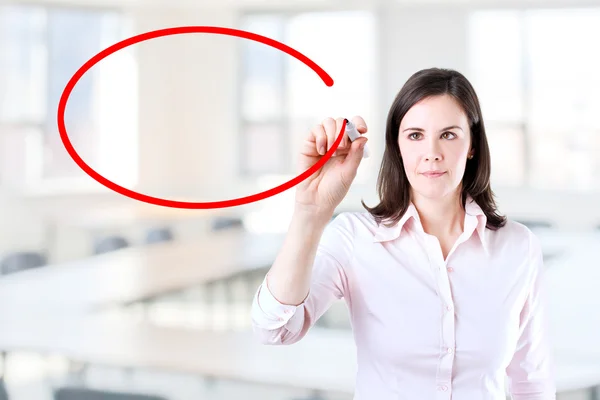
[{"xmin": 0, "ymin": 3, "xmax": 131, "ymax": 195}]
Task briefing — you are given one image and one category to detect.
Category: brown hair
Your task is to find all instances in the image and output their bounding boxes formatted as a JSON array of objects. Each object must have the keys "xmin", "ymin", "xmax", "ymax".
[{"xmin": 362, "ymin": 67, "xmax": 506, "ymax": 230}]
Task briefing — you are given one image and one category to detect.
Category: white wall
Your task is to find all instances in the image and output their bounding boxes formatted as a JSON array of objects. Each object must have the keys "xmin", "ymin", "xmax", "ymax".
[{"xmin": 133, "ymin": 6, "xmax": 243, "ymax": 200}]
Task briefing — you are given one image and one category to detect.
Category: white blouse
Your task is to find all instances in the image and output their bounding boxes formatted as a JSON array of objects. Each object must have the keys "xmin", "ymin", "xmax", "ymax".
[{"xmin": 251, "ymin": 196, "xmax": 556, "ymax": 399}]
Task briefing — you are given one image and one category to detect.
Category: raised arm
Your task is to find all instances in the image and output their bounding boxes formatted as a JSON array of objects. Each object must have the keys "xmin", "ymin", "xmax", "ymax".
[
  {"xmin": 250, "ymin": 116, "xmax": 368, "ymax": 345},
  {"xmin": 251, "ymin": 211, "xmax": 354, "ymax": 344}
]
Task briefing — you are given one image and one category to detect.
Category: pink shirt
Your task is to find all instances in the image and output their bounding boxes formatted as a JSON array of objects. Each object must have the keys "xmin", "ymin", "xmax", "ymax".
[{"xmin": 251, "ymin": 196, "xmax": 556, "ymax": 399}]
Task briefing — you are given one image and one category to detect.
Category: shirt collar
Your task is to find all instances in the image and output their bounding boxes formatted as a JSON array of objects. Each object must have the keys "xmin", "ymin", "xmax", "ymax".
[
  {"xmin": 371, "ymin": 202, "xmax": 419, "ymax": 243},
  {"xmin": 465, "ymin": 195, "xmax": 489, "ymax": 256},
  {"xmin": 372, "ymin": 195, "xmax": 489, "ymax": 255}
]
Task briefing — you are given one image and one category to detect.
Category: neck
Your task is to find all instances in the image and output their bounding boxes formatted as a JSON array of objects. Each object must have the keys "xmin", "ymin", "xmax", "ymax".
[{"xmin": 411, "ymin": 190, "xmax": 465, "ymax": 237}]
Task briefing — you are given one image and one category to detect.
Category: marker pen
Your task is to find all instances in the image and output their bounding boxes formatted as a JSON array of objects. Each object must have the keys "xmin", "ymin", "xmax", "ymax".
[{"xmin": 344, "ymin": 118, "xmax": 370, "ymax": 158}]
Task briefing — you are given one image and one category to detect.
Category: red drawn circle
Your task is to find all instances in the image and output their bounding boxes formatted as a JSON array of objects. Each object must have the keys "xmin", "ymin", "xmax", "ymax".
[{"xmin": 57, "ymin": 26, "xmax": 346, "ymax": 209}]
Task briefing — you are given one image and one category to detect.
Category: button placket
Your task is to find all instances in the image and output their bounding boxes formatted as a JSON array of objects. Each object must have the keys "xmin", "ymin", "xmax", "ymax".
[
  {"xmin": 417, "ymin": 230, "xmax": 456, "ymax": 397},
  {"xmin": 436, "ymin": 259, "xmax": 455, "ymax": 395}
]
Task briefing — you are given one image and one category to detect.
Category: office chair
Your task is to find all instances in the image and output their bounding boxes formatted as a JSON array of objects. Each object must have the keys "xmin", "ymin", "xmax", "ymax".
[
  {"xmin": 93, "ymin": 235, "xmax": 130, "ymax": 255},
  {"xmin": 0, "ymin": 378, "xmax": 8, "ymax": 400},
  {"xmin": 0, "ymin": 251, "xmax": 47, "ymax": 275},
  {"xmin": 144, "ymin": 227, "xmax": 174, "ymax": 244},
  {"xmin": 53, "ymin": 387, "xmax": 168, "ymax": 400},
  {"xmin": 292, "ymin": 391, "xmax": 327, "ymax": 400},
  {"xmin": 210, "ymin": 216, "xmax": 244, "ymax": 231}
]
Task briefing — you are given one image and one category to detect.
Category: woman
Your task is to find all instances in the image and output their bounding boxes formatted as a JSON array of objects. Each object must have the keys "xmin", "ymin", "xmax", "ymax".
[{"xmin": 250, "ymin": 68, "xmax": 555, "ymax": 399}]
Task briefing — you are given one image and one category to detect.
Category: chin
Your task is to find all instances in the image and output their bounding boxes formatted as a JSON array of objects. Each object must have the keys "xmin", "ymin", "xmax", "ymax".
[
  {"xmin": 413, "ymin": 184, "xmax": 457, "ymax": 200},
  {"xmin": 418, "ymin": 190, "xmax": 449, "ymax": 200}
]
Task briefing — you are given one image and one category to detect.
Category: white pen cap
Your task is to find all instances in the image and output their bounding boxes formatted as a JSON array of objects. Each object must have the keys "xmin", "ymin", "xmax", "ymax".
[{"xmin": 344, "ymin": 119, "xmax": 370, "ymax": 159}]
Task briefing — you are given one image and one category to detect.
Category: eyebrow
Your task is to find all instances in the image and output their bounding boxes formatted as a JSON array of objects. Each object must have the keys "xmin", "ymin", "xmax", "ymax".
[{"xmin": 402, "ymin": 125, "xmax": 463, "ymax": 133}]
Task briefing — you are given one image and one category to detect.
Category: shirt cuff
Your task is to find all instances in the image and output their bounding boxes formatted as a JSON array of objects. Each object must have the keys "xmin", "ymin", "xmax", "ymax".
[{"xmin": 253, "ymin": 274, "xmax": 306, "ymax": 330}]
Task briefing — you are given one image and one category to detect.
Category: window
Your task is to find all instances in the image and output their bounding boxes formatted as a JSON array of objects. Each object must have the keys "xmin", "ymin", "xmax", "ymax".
[
  {"xmin": 238, "ymin": 10, "xmax": 377, "ymax": 182},
  {"xmin": 468, "ymin": 8, "xmax": 600, "ymax": 192},
  {"xmin": 526, "ymin": 8, "xmax": 600, "ymax": 192},
  {"xmin": 0, "ymin": 5, "xmax": 137, "ymax": 193},
  {"xmin": 467, "ymin": 10, "xmax": 526, "ymax": 188}
]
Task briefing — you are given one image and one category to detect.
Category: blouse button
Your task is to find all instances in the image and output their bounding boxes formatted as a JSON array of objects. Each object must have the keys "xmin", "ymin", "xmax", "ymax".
[
  {"xmin": 439, "ymin": 385, "xmax": 448, "ymax": 391},
  {"xmin": 447, "ymin": 267, "xmax": 454, "ymax": 272}
]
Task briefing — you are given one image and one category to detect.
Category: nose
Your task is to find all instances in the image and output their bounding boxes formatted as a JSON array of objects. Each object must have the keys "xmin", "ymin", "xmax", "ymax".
[{"xmin": 424, "ymin": 138, "xmax": 443, "ymax": 162}]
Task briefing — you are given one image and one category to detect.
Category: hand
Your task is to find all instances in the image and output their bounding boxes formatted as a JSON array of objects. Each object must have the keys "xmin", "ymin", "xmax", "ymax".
[{"xmin": 294, "ymin": 116, "xmax": 369, "ymax": 217}]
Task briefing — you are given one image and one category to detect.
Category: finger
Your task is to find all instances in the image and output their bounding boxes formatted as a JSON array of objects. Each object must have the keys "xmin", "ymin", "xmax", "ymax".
[
  {"xmin": 340, "ymin": 122, "xmax": 350, "ymax": 149},
  {"xmin": 302, "ymin": 124, "xmax": 326, "ymax": 156},
  {"xmin": 340, "ymin": 132, "xmax": 347, "ymax": 150},
  {"xmin": 322, "ymin": 117, "xmax": 336, "ymax": 154},
  {"xmin": 313, "ymin": 124, "xmax": 327, "ymax": 155},
  {"xmin": 332, "ymin": 117, "xmax": 346, "ymax": 155},
  {"xmin": 333, "ymin": 117, "xmax": 348, "ymax": 156},
  {"xmin": 351, "ymin": 115, "xmax": 368, "ymax": 134},
  {"xmin": 342, "ymin": 136, "xmax": 368, "ymax": 176}
]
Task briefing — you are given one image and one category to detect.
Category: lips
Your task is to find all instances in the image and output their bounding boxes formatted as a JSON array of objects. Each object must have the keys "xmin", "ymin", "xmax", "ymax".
[{"xmin": 422, "ymin": 171, "xmax": 446, "ymax": 178}]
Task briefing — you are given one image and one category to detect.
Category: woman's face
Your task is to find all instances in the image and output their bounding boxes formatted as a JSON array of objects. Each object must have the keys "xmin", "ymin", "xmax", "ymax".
[{"xmin": 398, "ymin": 94, "xmax": 473, "ymax": 201}]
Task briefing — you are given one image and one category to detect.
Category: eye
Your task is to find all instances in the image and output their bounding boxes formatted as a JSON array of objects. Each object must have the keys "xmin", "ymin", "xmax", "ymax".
[
  {"xmin": 408, "ymin": 132, "xmax": 422, "ymax": 140},
  {"xmin": 441, "ymin": 131, "xmax": 457, "ymax": 139}
]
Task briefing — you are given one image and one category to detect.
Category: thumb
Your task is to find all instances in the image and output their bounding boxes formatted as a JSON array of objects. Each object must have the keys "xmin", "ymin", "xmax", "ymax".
[{"xmin": 341, "ymin": 137, "xmax": 368, "ymax": 173}]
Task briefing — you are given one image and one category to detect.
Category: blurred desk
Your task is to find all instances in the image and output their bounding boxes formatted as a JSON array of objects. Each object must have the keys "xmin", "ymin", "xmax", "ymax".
[
  {"xmin": 0, "ymin": 230, "xmax": 283, "ymax": 314},
  {"xmin": 545, "ymin": 237, "xmax": 600, "ymax": 361},
  {"xmin": 536, "ymin": 230, "xmax": 600, "ymax": 265},
  {"xmin": 47, "ymin": 204, "xmax": 228, "ymax": 230},
  {"xmin": 0, "ymin": 315, "xmax": 598, "ymax": 398},
  {"xmin": 0, "ymin": 314, "xmax": 356, "ymax": 396},
  {"xmin": 36, "ymin": 202, "xmax": 247, "ymax": 260}
]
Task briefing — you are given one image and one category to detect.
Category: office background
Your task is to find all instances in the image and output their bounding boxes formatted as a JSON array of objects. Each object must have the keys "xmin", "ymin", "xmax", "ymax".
[{"xmin": 0, "ymin": 0, "xmax": 599, "ymax": 399}]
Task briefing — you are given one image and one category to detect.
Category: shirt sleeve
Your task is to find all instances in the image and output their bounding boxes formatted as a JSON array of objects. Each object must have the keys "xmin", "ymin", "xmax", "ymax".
[
  {"xmin": 505, "ymin": 233, "xmax": 556, "ymax": 399},
  {"xmin": 251, "ymin": 213, "xmax": 354, "ymax": 345}
]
